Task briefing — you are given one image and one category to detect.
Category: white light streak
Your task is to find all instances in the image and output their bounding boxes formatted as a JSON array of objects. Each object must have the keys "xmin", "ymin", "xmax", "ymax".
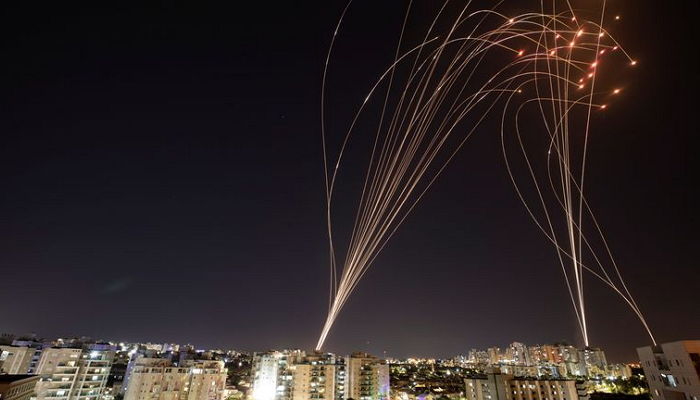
[{"xmin": 317, "ymin": 0, "xmax": 656, "ymax": 351}]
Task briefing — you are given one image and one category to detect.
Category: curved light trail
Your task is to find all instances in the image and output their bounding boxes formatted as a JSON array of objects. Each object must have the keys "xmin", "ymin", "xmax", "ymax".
[{"xmin": 317, "ymin": 0, "xmax": 655, "ymax": 351}]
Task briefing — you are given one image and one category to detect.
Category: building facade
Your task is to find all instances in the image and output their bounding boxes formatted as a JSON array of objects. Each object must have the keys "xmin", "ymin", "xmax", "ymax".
[
  {"xmin": 0, "ymin": 346, "xmax": 34, "ymax": 374},
  {"xmin": 9, "ymin": 340, "xmax": 47, "ymax": 374},
  {"xmin": 0, "ymin": 375, "xmax": 40, "ymax": 400},
  {"xmin": 637, "ymin": 340, "xmax": 700, "ymax": 400},
  {"xmin": 251, "ymin": 351, "xmax": 302, "ymax": 400},
  {"xmin": 251, "ymin": 351, "xmax": 388, "ymax": 400},
  {"xmin": 578, "ymin": 348, "xmax": 607, "ymax": 377},
  {"xmin": 122, "ymin": 358, "xmax": 227, "ymax": 400},
  {"xmin": 464, "ymin": 370, "xmax": 587, "ymax": 400},
  {"xmin": 346, "ymin": 352, "xmax": 390, "ymax": 400},
  {"xmin": 290, "ymin": 353, "xmax": 343, "ymax": 400},
  {"xmin": 34, "ymin": 345, "xmax": 114, "ymax": 400}
]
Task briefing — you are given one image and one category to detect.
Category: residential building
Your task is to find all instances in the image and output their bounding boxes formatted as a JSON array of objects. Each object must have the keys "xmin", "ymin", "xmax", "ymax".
[
  {"xmin": 120, "ymin": 358, "xmax": 172, "ymax": 399},
  {"xmin": 552, "ymin": 346, "xmax": 583, "ymax": 377},
  {"xmin": 0, "ymin": 347, "xmax": 34, "ymax": 374},
  {"xmin": 290, "ymin": 353, "xmax": 343, "ymax": 400},
  {"xmin": 637, "ymin": 340, "xmax": 700, "ymax": 400},
  {"xmin": 34, "ymin": 345, "xmax": 114, "ymax": 400},
  {"xmin": 488, "ymin": 348, "xmax": 502, "ymax": 365},
  {"xmin": 121, "ymin": 357, "xmax": 161, "ymax": 397},
  {"xmin": 578, "ymin": 348, "xmax": 606, "ymax": 377},
  {"xmin": 7, "ymin": 341, "xmax": 47, "ymax": 374},
  {"xmin": 499, "ymin": 365, "xmax": 539, "ymax": 378},
  {"xmin": 0, "ymin": 375, "xmax": 40, "ymax": 400},
  {"xmin": 464, "ymin": 370, "xmax": 587, "ymax": 400},
  {"xmin": 604, "ymin": 364, "xmax": 632, "ymax": 379},
  {"xmin": 251, "ymin": 350, "xmax": 388, "ymax": 400},
  {"xmin": 251, "ymin": 350, "xmax": 302, "ymax": 400},
  {"xmin": 346, "ymin": 352, "xmax": 390, "ymax": 400},
  {"xmin": 505, "ymin": 343, "xmax": 531, "ymax": 367},
  {"xmin": 122, "ymin": 358, "xmax": 227, "ymax": 400},
  {"xmin": 541, "ymin": 346, "xmax": 560, "ymax": 364},
  {"xmin": 528, "ymin": 347, "xmax": 548, "ymax": 366},
  {"xmin": 469, "ymin": 350, "xmax": 490, "ymax": 366}
]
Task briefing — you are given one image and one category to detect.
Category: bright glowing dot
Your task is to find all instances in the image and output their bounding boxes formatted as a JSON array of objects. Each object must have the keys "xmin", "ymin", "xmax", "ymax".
[
  {"xmin": 517, "ymin": 89, "xmax": 522, "ymax": 93},
  {"xmin": 570, "ymin": 41, "xmax": 575, "ymax": 47},
  {"xmin": 518, "ymin": 50, "xmax": 524, "ymax": 56},
  {"xmin": 613, "ymin": 46, "xmax": 619, "ymax": 50},
  {"xmin": 509, "ymin": 18, "xmax": 515, "ymax": 24},
  {"xmin": 630, "ymin": 60, "xmax": 637, "ymax": 66},
  {"xmin": 578, "ymin": 84, "xmax": 584, "ymax": 89},
  {"xmin": 577, "ymin": 30, "xmax": 584, "ymax": 37},
  {"xmin": 600, "ymin": 104, "xmax": 607, "ymax": 109},
  {"xmin": 556, "ymin": 34, "xmax": 561, "ymax": 39},
  {"xmin": 599, "ymin": 32, "xmax": 605, "ymax": 38},
  {"xmin": 588, "ymin": 73, "xmax": 594, "ymax": 78},
  {"xmin": 613, "ymin": 89, "xmax": 621, "ymax": 94},
  {"xmin": 578, "ymin": 78, "xmax": 584, "ymax": 82},
  {"xmin": 550, "ymin": 50, "xmax": 556, "ymax": 56},
  {"xmin": 615, "ymin": 15, "xmax": 620, "ymax": 20},
  {"xmin": 591, "ymin": 61, "xmax": 598, "ymax": 68},
  {"xmin": 600, "ymin": 49, "xmax": 606, "ymax": 55},
  {"xmin": 572, "ymin": 17, "xmax": 577, "ymax": 22}
]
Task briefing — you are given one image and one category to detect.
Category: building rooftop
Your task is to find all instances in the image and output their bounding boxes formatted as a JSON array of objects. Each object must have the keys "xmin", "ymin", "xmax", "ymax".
[{"xmin": 0, "ymin": 374, "xmax": 38, "ymax": 383}]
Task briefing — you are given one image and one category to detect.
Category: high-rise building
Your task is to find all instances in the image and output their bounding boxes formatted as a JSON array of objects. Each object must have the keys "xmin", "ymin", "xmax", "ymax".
[
  {"xmin": 488, "ymin": 348, "xmax": 502, "ymax": 365},
  {"xmin": 120, "ymin": 358, "xmax": 173, "ymax": 399},
  {"xmin": 8, "ymin": 340, "xmax": 47, "ymax": 374},
  {"xmin": 0, "ymin": 346, "xmax": 34, "ymax": 374},
  {"xmin": 464, "ymin": 370, "xmax": 588, "ymax": 400},
  {"xmin": 122, "ymin": 358, "xmax": 227, "ymax": 400},
  {"xmin": 251, "ymin": 351, "xmax": 388, "ymax": 400},
  {"xmin": 528, "ymin": 347, "xmax": 548, "ymax": 366},
  {"xmin": 604, "ymin": 364, "xmax": 632, "ymax": 379},
  {"xmin": 552, "ymin": 346, "xmax": 583, "ymax": 377},
  {"xmin": 505, "ymin": 343, "xmax": 532, "ymax": 367},
  {"xmin": 469, "ymin": 350, "xmax": 490, "ymax": 365},
  {"xmin": 121, "ymin": 357, "xmax": 161, "ymax": 397},
  {"xmin": 346, "ymin": 352, "xmax": 390, "ymax": 400},
  {"xmin": 251, "ymin": 350, "xmax": 303, "ymax": 400},
  {"xmin": 540, "ymin": 346, "xmax": 558, "ymax": 364},
  {"xmin": 34, "ymin": 345, "xmax": 115, "ymax": 400},
  {"xmin": 578, "ymin": 348, "xmax": 607, "ymax": 377},
  {"xmin": 0, "ymin": 375, "xmax": 40, "ymax": 400},
  {"xmin": 637, "ymin": 340, "xmax": 700, "ymax": 400},
  {"xmin": 290, "ymin": 353, "xmax": 344, "ymax": 400}
]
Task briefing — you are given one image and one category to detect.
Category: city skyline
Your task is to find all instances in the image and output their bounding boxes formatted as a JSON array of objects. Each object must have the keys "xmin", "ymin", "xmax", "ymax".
[
  {"xmin": 0, "ymin": 0, "xmax": 697, "ymax": 362},
  {"xmin": 0, "ymin": 332, "xmax": 669, "ymax": 365},
  {"xmin": 3, "ymin": 333, "xmax": 697, "ymax": 400}
]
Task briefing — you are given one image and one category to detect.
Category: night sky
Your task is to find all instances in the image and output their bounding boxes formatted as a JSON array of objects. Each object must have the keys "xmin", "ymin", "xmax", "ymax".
[{"xmin": 0, "ymin": 1, "xmax": 697, "ymax": 362}]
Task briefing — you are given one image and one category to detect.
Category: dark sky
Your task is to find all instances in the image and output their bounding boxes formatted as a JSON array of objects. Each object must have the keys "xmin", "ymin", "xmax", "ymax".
[{"xmin": 0, "ymin": 1, "xmax": 697, "ymax": 362}]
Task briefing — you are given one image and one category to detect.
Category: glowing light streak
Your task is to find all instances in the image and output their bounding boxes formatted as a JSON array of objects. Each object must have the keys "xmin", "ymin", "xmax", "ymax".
[{"xmin": 316, "ymin": 0, "xmax": 656, "ymax": 351}]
